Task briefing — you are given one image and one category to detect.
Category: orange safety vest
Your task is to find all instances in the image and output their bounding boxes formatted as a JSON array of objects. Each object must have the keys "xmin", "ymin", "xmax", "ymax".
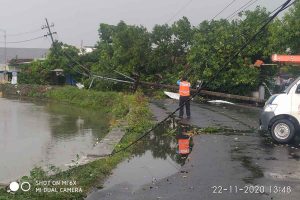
[
  {"xmin": 179, "ymin": 81, "xmax": 191, "ymax": 96},
  {"xmin": 178, "ymin": 138, "xmax": 190, "ymax": 154}
]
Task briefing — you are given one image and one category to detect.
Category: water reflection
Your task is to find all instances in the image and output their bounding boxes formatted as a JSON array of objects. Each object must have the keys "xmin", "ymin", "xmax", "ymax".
[
  {"xmin": 176, "ymin": 124, "xmax": 194, "ymax": 161},
  {"xmin": 98, "ymin": 118, "xmax": 194, "ymax": 193},
  {"xmin": 45, "ymin": 103, "xmax": 109, "ymax": 140},
  {"xmin": 132, "ymin": 119, "xmax": 194, "ymax": 165}
]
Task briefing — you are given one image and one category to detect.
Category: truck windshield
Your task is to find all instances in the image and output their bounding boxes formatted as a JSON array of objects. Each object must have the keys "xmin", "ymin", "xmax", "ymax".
[{"xmin": 284, "ymin": 77, "xmax": 300, "ymax": 94}]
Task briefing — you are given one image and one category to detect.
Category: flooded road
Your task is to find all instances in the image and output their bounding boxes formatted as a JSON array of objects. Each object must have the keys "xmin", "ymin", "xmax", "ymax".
[
  {"xmin": 86, "ymin": 117, "xmax": 192, "ymax": 200},
  {"xmin": 87, "ymin": 100, "xmax": 300, "ymax": 200},
  {"xmin": 0, "ymin": 97, "xmax": 109, "ymax": 184}
]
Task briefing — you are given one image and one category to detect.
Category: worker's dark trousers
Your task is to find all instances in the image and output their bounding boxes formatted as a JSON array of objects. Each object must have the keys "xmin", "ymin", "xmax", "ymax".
[{"xmin": 179, "ymin": 96, "xmax": 190, "ymax": 117}]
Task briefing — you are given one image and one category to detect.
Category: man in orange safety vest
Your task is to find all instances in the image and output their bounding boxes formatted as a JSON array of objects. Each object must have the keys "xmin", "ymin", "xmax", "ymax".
[{"xmin": 177, "ymin": 76, "xmax": 191, "ymax": 119}]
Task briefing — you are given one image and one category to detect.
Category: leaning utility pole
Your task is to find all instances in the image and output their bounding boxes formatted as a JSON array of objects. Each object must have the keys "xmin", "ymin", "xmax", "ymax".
[{"xmin": 42, "ymin": 18, "xmax": 57, "ymax": 46}]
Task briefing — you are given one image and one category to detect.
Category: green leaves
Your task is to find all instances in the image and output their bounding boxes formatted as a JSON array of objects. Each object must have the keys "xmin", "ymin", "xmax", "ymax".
[
  {"xmin": 281, "ymin": 1, "xmax": 300, "ymax": 53},
  {"xmin": 20, "ymin": 3, "xmax": 300, "ymax": 95}
]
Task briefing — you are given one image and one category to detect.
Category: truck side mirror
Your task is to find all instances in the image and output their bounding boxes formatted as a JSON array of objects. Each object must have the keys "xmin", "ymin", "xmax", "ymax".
[{"xmin": 296, "ymin": 85, "xmax": 300, "ymax": 94}]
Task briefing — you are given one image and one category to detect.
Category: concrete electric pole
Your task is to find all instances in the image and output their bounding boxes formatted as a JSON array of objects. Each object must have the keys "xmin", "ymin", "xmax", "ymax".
[{"xmin": 42, "ymin": 18, "xmax": 57, "ymax": 46}]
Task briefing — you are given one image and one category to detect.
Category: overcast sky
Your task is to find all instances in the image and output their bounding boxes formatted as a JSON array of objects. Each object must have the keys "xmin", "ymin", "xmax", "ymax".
[{"xmin": 0, "ymin": 0, "xmax": 289, "ymax": 49}]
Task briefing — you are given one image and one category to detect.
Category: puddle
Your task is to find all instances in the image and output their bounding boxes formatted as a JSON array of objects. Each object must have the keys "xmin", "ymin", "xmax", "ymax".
[
  {"xmin": 103, "ymin": 150, "xmax": 180, "ymax": 191},
  {"xmin": 91, "ymin": 119, "xmax": 194, "ymax": 193}
]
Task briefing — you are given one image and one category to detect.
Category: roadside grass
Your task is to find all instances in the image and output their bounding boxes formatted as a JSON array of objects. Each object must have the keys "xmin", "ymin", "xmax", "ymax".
[
  {"xmin": 142, "ymin": 88, "xmax": 166, "ymax": 100},
  {"xmin": 46, "ymin": 86, "xmax": 130, "ymax": 118},
  {"xmin": 199, "ymin": 127, "xmax": 222, "ymax": 134},
  {"xmin": 0, "ymin": 87, "xmax": 152, "ymax": 200}
]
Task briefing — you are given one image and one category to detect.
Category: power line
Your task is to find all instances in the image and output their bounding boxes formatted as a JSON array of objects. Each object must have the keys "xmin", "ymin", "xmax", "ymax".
[
  {"xmin": 283, "ymin": 0, "xmax": 296, "ymax": 10},
  {"xmin": 59, "ymin": 0, "xmax": 250, "ymax": 80},
  {"xmin": 42, "ymin": 18, "xmax": 56, "ymax": 44},
  {"xmin": 227, "ymin": 0, "xmax": 259, "ymax": 20},
  {"xmin": 45, "ymin": 36, "xmax": 89, "ymax": 77},
  {"xmin": 166, "ymin": 0, "xmax": 193, "ymax": 23},
  {"xmin": 111, "ymin": 0, "xmax": 292, "ymax": 156},
  {"xmin": 260, "ymin": 0, "xmax": 295, "ymax": 24},
  {"xmin": 226, "ymin": 0, "xmax": 256, "ymax": 19},
  {"xmin": 96, "ymin": 0, "xmax": 294, "ymax": 154},
  {"xmin": 42, "ymin": 18, "xmax": 88, "ymax": 76},
  {"xmin": 49, "ymin": 0, "xmax": 295, "ymax": 84},
  {"xmin": 5, "ymin": 28, "xmax": 43, "ymax": 37},
  {"xmin": 89, "ymin": 0, "xmax": 242, "ymax": 82},
  {"xmin": 225, "ymin": 0, "xmax": 295, "ymax": 45},
  {"xmin": 72, "ymin": 0, "xmax": 269, "ymax": 83},
  {"xmin": 199, "ymin": 0, "xmax": 295, "ymax": 81},
  {"xmin": 42, "ymin": 18, "xmax": 90, "ymax": 77},
  {"xmin": 42, "ymin": 18, "xmax": 92, "ymax": 76},
  {"xmin": 61, "ymin": 50, "xmax": 91, "ymax": 76},
  {"xmin": 0, "ymin": 35, "xmax": 46, "ymax": 44},
  {"xmin": 226, "ymin": 0, "xmax": 259, "ymax": 20},
  {"xmin": 200, "ymin": 0, "xmax": 291, "ymax": 80},
  {"xmin": 211, "ymin": 0, "xmax": 237, "ymax": 20},
  {"xmin": 37, "ymin": 0, "xmax": 293, "ymax": 156}
]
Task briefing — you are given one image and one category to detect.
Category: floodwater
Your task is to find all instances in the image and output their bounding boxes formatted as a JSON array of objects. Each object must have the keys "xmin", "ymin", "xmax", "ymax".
[
  {"xmin": 86, "ymin": 119, "xmax": 193, "ymax": 200},
  {"xmin": 0, "ymin": 97, "xmax": 109, "ymax": 184},
  {"xmin": 87, "ymin": 100, "xmax": 300, "ymax": 200}
]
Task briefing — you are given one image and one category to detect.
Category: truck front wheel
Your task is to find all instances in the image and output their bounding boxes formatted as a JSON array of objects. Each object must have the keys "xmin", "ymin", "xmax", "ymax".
[{"xmin": 271, "ymin": 119, "xmax": 295, "ymax": 143}]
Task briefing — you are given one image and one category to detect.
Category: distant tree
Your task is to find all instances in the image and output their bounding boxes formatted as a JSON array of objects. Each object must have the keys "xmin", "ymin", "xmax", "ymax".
[
  {"xmin": 238, "ymin": 6, "xmax": 273, "ymax": 62},
  {"xmin": 45, "ymin": 41, "xmax": 84, "ymax": 77},
  {"xmin": 188, "ymin": 14, "xmax": 263, "ymax": 94},
  {"xmin": 147, "ymin": 17, "xmax": 195, "ymax": 83},
  {"xmin": 18, "ymin": 60, "xmax": 50, "ymax": 84},
  {"xmin": 26, "ymin": 3, "xmax": 300, "ymax": 95},
  {"xmin": 112, "ymin": 21, "xmax": 151, "ymax": 77},
  {"xmin": 148, "ymin": 24, "xmax": 173, "ymax": 80},
  {"xmin": 171, "ymin": 16, "xmax": 194, "ymax": 62},
  {"xmin": 19, "ymin": 41, "xmax": 88, "ymax": 85},
  {"xmin": 280, "ymin": 1, "xmax": 300, "ymax": 53},
  {"xmin": 90, "ymin": 22, "xmax": 152, "ymax": 90}
]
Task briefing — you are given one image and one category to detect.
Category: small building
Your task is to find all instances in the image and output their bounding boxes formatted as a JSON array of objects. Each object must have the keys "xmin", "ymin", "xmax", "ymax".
[
  {"xmin": 5, "ymin": 58, "xmax": 35, "ymax": 83},
  {"xmin": 50, "ymin": 69, "xmax": 66, "ymax": 85},
  {"xmin": 0, "ymin": 47, "xmax": 48, "ymax": 83}
]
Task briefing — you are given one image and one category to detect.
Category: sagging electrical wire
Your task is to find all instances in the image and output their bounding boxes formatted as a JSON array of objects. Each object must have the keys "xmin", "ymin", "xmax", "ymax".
[
  {"xmin": 57, "ymin": 0, "xmax": 292, "ymax": 90},
  {"xmin": 166, "ymin": 0, "xmax": 193, "ymax": 23},
  {"xmin": 6, "ymin": 28, "xmax": 43, "ymax": 37},
  {"xmin": 211, "ymin": 0, "xmax": 237, "ymax": 21},
  {"xmin": 110, "ymin": 0, "xmax": 292, "ymax": 156},
  {"xmin": 88, "ymin": 1, "xmax": 239, "ymax": 85},
  {"xmin": 44, "ymin": 36, "xmax": 91, "ymax": 79},
  {"xmin": 63, "ymin": 0, "xmax": 256, "ymax": 85},
  {"xmin": 0, "ymin": 35, "xmax": 46, "ymax": 44},
  {"xmin": 258, "ymin": 0, "xmax": 295, "ymax": 27},
  {"xmin": 198, "ymin": 0, "xmax": 295, "ymax": 80},
  {"xmin": 63, "ymin": 51, "xmax": 136, "ymax": 85},
  {"xmin": 226, "ymin": 0, "xmax": 259, "ymax": 20},
  {"xmin": 54, "ymin": 46, "xmax": 135, "ymax": 85},
  {"xmin": 60, "ymin": 51, "xmax": 91, "ymax": 77}
]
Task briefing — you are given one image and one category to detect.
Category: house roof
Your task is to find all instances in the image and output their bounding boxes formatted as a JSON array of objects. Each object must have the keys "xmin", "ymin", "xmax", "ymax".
[{"xmin": 0, "ymin": 47, "xmax": 48, "ymax": 65}]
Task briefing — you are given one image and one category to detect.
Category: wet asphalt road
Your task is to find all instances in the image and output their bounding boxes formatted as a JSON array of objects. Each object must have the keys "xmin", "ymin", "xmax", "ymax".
[{"xmin": 86, "ymin": 100, "xmax": 300, "ymax": 200}]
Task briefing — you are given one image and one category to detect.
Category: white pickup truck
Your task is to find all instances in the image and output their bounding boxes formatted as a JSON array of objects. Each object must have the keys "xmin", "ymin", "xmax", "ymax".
[{"xmin": 260, "ymin": 77, "xmax": 300, "ymax": 143}]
